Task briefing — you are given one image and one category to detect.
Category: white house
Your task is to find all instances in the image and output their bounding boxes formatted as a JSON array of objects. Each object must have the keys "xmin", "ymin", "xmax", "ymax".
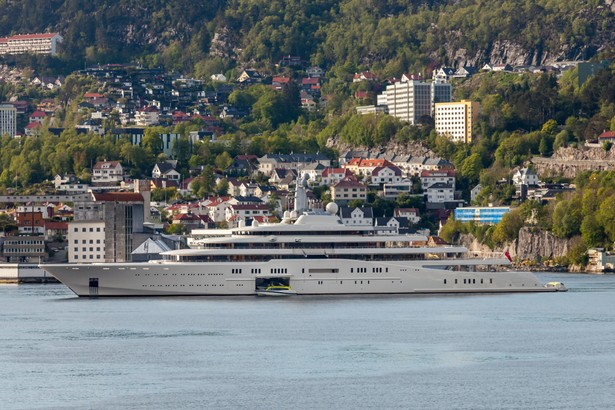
[
  {"xmin": 152, "ymin": 162, "xmax": 181, "ymax": 181},
  {"xmin": 92, "ymin": 161, "xmax": 123, "ymax": 185},
  {"xmin": 339, "ymin": 206, "xmax": 374, "ymax": 226},
  {"xmin": 425, "ymin": 183, "xmax": 455, "ymax": 203},
  {"xmin": 371, "ymin": 165, "xmax": 403, "ymax": 185},
  {"xmin": 513, "ymin": 168, "xmax": 539, "ymax": 186}
]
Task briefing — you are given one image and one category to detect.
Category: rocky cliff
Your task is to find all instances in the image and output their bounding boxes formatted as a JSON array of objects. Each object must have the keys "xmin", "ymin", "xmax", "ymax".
[
  {"xmin": 532, "ymin": 146, "xmax": 615, "ymax": 179},
  {"xmin": 326, "ymin": 137, "xmax": 436, "ymax": 159},
  {"xmin": 460, "ymin": 227, "xmax": 571, "ymax": 264}
]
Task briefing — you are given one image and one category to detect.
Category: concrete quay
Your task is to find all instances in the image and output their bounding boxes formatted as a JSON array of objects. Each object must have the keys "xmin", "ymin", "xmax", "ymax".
[{"xmin": 0, "ymin": 263, "xmax": 59, "ymax": 284}]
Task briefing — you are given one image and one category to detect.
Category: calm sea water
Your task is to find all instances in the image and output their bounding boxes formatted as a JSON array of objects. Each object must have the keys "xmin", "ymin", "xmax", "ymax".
[{"xmin": 1, "ymin": 273, "xmax": 614, "ymax": 410}]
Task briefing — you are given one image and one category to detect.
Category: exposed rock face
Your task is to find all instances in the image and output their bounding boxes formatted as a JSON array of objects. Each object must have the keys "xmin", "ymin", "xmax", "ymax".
[
  {"xmin": 460, "ymin": 228, "xmax": 570, "ymax": 263},
  {"xmin": 326, "ymin": 136, "xmax": 436, "ymax": 159},
  {"xmin": 510, "ymin": 228, "xmax": 570, "ymax": 261},
  {"xmin": 532, "ymin": 146, "xmax": 615, "ymax": 179}
]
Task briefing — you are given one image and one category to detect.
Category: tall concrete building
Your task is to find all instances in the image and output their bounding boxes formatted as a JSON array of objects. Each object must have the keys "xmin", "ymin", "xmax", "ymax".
[
  {"xmin": 434, "ymin": 100, "xmax": 481, "ymax": 143},
  {"xmin": 69, "ymin": 192, "xmax": 145, "ymax": 263},
  {"xmin": 0, "ymin": 103, "xmax": 17, "ymax": 137},
  {"xmin": 378, "ymin": 80, "xmax": 452, "ymax": 125}
]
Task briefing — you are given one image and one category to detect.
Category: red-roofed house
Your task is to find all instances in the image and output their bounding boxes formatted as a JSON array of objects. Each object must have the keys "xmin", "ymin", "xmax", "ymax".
[
  {"xmin": 322, "ymin": 168, "xmax": 356, "ymax": 186},
  {"xmin": 24, "ymin": 122, "xmax": 42, "ymax": 136},
  {"xmin": 272, "ymin": 76, "xmax": 291, "ymax": 90},
  {"xmin": 598, "ymin": 131, "xmax": 615, "ymax": 142},
  {"xmin": 29, "ymin": 110, "xmax": 46, "ymax": 124},
  {"xmin": 225, "ymin": 204, "xmax": 271, "ymax": 226},
  {"xmin": 343, "ymin": 158, "xmax": 395, "ymax": 177}
]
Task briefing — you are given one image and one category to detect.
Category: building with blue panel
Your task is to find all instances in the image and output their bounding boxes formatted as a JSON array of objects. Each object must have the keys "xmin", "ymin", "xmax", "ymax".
[{"xmin": 454, "ymin": 206, "xmax": 510, "ymax": 225}]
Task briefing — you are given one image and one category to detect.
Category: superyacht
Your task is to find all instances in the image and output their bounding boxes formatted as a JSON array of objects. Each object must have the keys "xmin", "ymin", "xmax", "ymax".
[{"xmin": 41, "ymin": 180, "xmax": 566, "ymax": 296}]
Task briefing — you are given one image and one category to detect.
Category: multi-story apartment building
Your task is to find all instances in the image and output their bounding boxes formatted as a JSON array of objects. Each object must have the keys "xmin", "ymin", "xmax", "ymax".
[
  {"xmin": 330, "ymin": 179, "xmax": 367, "ymax": 204},
  {"xmin": 68, "ymin": 221, "xmax": 106, "ymax": 263},
  {"xmin": 0, "ymin": 103, "xmax": 17, "ymax": 137},
  {"xmin": 69, "ymin": 192, "xmax": 145, "ymax": 263},
  {"xmin": 0, "ymin": 33, "xmax": 63, "ymax": 55},
  {"xmin": 434, "ymin": 100, "xmax": 481, "ymax": 143},
  {"xmin": 378, "ymin": 79, "xmax": 452, "ymax": 124}
]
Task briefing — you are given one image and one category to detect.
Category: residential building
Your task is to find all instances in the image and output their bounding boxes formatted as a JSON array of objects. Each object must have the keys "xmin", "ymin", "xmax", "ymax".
[
  {"xmin": 512, "ymin": 168, "xmax": 539, "ymax": 186},
  {"xmin": 425, "ymin": 182, "xmax": 455, "ymax": 203},
  {"xmin": 371, "ymin": 165, "xmax": 403, "ymax": 185},
  {"xmin": 454, "ymin": 206, "xmax": 511, "ymax": 225},
  {"xmin": 394, "ymin": 208, "xmax": 420, "ymax": 224},
  {"xmin": 0, "ymin": 33, "xmax": 63, "ymax": 55},
  {"xmin": 321, "ymin": 168, "xmax": 355, "ymax": 186},
  {"xmin": 379, "ymin": 80, "xmax": 431, "ymax": 124},
  {"xmin": 356, "ymin": 105, "xmax": 387, "ymax": 115},
  {"xmin": 382, "ymin": 180, "xmax": 414, "ymax": 199},
  {"xmin": 374, "ymin": 216, "xmax": 410, "ymax": 235},
  {"xmin": 434, "ymin": 100, "xmax": 481, "ymax": 143},
  {"xmin": 92, "ymin": 161, "xmax": 124, "ymax": 185},
  {"xmin": 0, "ymin": 103, "xmax": 17, "ymax": 137},
  {"xmin": 420, "ymin": 170, "xmax": 456, "ymax": 190},
  {"xmin": 339, "ymin": 206, "xmax": 374, "ymax": 226},
  {"xmin": 135, "ymin": 106, "xmax": 159, "ymax": 126},
  {"xmin": 343, "ymin": 158, "xmax": 395, "ymax": 177},
  {"xmin": 330, "ymin": 179, "xmax": 367, "ymax": 204},
  {"xmin": 225, "ymin": 204, "xmax": 270, "ymax": 226},
  {"xmin": 257, "ymin": 153, "xmax": 331, "ymax": 174},
  {"xmin": 152, "ymin": 162, "xmax": 180, "ymax": 181}
]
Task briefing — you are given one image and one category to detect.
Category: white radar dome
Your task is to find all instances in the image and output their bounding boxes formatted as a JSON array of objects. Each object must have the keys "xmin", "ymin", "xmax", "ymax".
[{"xmin": 326, "ymin": 202, "xmax": 339, "ymax": 215}]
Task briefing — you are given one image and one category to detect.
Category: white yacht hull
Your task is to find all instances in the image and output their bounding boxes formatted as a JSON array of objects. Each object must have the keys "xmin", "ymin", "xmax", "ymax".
[{"xmin": 41, "ymin": 258, "xmax": 558, "ymax": 297}]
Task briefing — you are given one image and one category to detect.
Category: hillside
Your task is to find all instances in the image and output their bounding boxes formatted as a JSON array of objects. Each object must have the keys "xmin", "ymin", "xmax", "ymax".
[{"xmin": 0, "ymin": 0, "xmax": 613, "ymax": 75}]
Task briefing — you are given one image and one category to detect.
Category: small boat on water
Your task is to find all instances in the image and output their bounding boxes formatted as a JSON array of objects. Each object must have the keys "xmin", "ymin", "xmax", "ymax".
[
  {"xmin": 256, "ymin": 285, "xmax": 297, "ymax": 297},
  {"xmin": 544, "ymin": 282, "xmax": 567, "ymax": 291}
]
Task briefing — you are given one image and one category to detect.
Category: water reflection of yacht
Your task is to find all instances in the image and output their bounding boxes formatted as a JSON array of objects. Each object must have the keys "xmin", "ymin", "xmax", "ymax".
[{"xmin": 41, "ymin": 179, "xmax": 566, "ymax": 297}]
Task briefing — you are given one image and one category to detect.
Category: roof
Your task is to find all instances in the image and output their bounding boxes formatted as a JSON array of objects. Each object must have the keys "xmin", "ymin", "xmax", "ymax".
[
  {"xmin": 598, "ymin": 131, "xmax": 615, "ymax": 139},
  {"xmin": 93, "ymin": 161, "xmax": 121, "ymax": 169},
  {"xmin": 230, "ymin": 204, "xmax": 270, "ymax": 210},
  {"xmin": 30, "ymin": 110, "xmax": 46, "ymax": 117},
  {"xmin": 154, "ymin": 162, "xmax": 176, "ymax": 174},
  {"xmin": 333, "ymin": 179, "xmax": 366, "ymax": 189},
  {"xmin": 44, "ymin": 221, "xmax": 68, "ymax": 230},
  {"xmin": 5, "ymin": 33, "xmax": 59, "ymax": 41},
  {"xmin": 92, "ymin": 192, "xmax": 144, "ymax": 202},
  {"xmin": 340, "ymin": 206, "xmax": 374, "ymax": 219},
  {"xmin": 301, "ymin": 77, "xmax": 319, "ymax": 85},
  {"xmin": 132, "ymin": 238, "xmax": 171, "ymax": 255},
  {"xmin": 372, "ymin": 165, "xmax": 402, "ymax": 176},
  {"xmin": 420, "ymin": 169, "xmax": 456, "ymax": 178}
]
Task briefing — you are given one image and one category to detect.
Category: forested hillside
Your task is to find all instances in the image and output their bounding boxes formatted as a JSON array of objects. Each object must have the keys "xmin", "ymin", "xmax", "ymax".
[{"xmin": 0, "ymin": 0, "xmax": 613, "ymax": 75}]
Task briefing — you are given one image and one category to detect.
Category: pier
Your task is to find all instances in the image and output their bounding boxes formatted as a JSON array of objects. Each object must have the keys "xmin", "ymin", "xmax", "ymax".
[{"xmin": 0, "ymin": 263, "xmax": 58, "ymax": 284}]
